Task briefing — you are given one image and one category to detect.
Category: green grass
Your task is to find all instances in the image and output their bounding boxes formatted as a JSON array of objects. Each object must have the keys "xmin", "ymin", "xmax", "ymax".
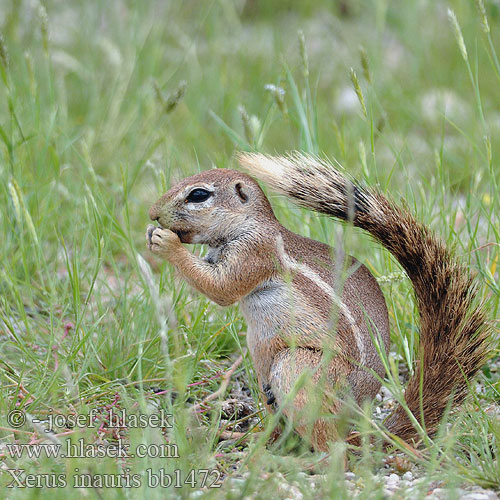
[{"xmin": 0, "ymin": 0, "xmax": 499, "ymax": 498}]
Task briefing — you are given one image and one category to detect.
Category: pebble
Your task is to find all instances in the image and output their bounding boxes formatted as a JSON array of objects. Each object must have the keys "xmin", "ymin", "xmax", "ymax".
[
  {"xmin": 385, "ymin": 473, "xmax": 400, "ymax": 492},
  {"xmin": 221, "ymin": 461, "xmax": 498, "ymax": 499},
  {"xmin": 385, "ymin": 473, "xmax": 399, "ymax": 486},
  {"xmin": 277, "ymin": 483, "xmax": 303, "ymax": 500},
  {"xmin": 425, "ymin": 487, "xmax": 498, "ymax": 500},
  {"xmin": 190, "ymin": 491, "xmax": 204, "ymax": 498},
  {"xmin": 462, "ymin": 493, "xmax": 498, "ymax": 500}
]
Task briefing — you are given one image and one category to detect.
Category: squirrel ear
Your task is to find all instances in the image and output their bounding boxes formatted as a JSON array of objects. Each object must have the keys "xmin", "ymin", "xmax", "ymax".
[{"xmin": 235, "ymin": 182, "xmax": 250, "ymax": 203}]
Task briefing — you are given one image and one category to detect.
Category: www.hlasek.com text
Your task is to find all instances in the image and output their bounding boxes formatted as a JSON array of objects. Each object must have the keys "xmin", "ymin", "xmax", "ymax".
[{"xmin": 7, "ymin": 439, "xmax": 178, "ymax": 459}]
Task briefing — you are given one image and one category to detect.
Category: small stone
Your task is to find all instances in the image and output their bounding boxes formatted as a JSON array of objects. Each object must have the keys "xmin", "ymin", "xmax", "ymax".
[
  {"xmin": 190, "ymin": 492, "xmax": 204, "ymax": 498},
  {"xmin": 228, "ymin": 478, "xmax": 245, "ymax": 486},
  {"xmin": 402, "ymin": 471, "xmax": 413, "ymax": 481},
  {"xmin": 388, "ymin": 473, "xmax": 399, "ymax": 483},
  {"xmin": 345, "ymin": 472, "xmax": 355, "ymax": 480},
  {"xmin": 462, "ymin": 493, "xmax": 498, "ymax": 500},
  {"xmin": 381, "ymin": 386, "xmax": 394, "ymax": 400},
  {"xmin": 385, "ymin": 473, "xmax": 400, "ymax": 492}
]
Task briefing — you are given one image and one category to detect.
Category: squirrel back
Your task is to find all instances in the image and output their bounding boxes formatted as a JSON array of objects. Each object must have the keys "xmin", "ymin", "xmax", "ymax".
[{"xmin": 238, "ymin": 152, "xmax": 492, "ymax": 442}]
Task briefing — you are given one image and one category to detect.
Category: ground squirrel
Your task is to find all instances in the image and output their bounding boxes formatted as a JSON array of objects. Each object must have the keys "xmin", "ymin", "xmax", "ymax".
[{"xmin": 146, "ymin": 152, "xmax": 491, "ymax": 451}]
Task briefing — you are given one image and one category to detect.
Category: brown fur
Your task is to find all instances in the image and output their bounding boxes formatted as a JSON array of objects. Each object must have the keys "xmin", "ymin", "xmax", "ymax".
[{"xmin": 238, "ymin": 152, "xmax": 492, "ymax": 444}]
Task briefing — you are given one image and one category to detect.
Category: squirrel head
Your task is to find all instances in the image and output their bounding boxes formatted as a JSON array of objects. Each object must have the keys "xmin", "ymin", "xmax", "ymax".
[{"xmin": 149, "ymin": 169, "xmax": 276, "ymax": 245}]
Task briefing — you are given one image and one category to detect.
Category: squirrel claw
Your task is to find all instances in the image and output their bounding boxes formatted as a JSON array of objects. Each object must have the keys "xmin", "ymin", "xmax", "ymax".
[
  {"xmin": 263, "ymin": 383, "xmax": 276, "ymax": 407},
  {"xmin": 146, "ymin": 224, "xmax": 156, "ymax": 247}
]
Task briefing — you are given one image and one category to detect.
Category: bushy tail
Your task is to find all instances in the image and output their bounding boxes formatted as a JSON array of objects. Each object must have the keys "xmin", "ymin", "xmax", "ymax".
[{"xmin": 238, "ymin": 152, "xmax": 491, "ymax": 443}]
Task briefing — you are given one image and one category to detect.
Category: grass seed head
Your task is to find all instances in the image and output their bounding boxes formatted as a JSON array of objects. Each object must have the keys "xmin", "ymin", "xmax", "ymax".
[
  {"xmin": 349, "ymin": 68, "xmax": 367, "ymax": 118},
  {"xmin": 448, "ymin": 9, "xmax": 468, "ymax": 62},
  {"xmin": 265, "ymin": 83, "xmax": 287, "ymax": 115},
  {"xmin": 39, "ymin": 4, "xmax": 49, "ymax": 55},
  {"xmin": 238, "ymin": 104, "xmax": 254, "ymax": 145},
  {"xmin": 475, "ymin": 0, "xmax": 490, "ymax": 34},
  {"xmin": 165, "ymin": 80, "xmax": 187, "ymax": 114},
  {"xmin": 298, "ymin": 30, "xmax": 309, "ymax": 79},
  {"xmin": 359, "ymin": 46, "xmax": 372, "ymax": 84},
  {"xmin": 0, "ymin": 33, "xmax": 9, "ymax": 70}
]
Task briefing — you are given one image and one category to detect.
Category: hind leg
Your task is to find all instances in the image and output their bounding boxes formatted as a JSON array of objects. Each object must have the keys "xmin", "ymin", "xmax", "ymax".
[{"xmin": 268, "ymin": 347, "xmax": 352, "ymax": 451}]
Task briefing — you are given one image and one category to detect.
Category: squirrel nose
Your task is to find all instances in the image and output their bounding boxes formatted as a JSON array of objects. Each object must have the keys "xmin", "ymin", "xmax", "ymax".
[{"xmin": 149, "ymin": 205, "xmax": 160, "ymax": 221}]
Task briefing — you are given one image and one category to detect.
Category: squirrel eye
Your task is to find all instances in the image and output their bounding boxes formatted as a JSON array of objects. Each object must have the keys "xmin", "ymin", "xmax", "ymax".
[{"xmin": 185, "ymin": 188, "xmax": 212, "ymax": 203}]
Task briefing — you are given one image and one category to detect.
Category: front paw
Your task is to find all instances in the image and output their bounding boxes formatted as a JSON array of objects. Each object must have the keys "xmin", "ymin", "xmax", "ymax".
[{"xmin": 146, "ymin": 225, "xmax": 181, "ymax": 258}]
